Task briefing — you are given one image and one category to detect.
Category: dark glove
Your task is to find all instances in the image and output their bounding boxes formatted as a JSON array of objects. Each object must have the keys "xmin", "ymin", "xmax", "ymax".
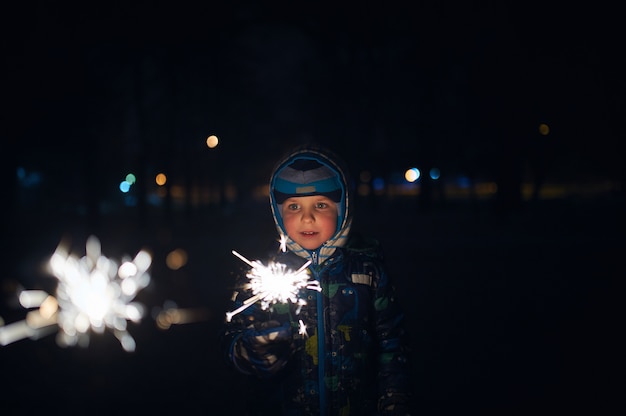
[
  {"xmin": 234, "ymin": 320, "xmax": 294, "ymax": 378},
  {"xmin": 378, "ymin": 390, "xmax": 412, "ymax": 415}
]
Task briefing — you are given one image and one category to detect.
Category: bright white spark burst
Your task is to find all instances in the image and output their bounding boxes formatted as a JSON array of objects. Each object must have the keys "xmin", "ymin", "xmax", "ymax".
[
  {"xmin": 298, "ymin": 319, "xmax": 308, "ymax": 337},
  {"xmin": 278, "ymin": 233, "xmax": 288, "ymax": 252},
  {"xmin": 0, "ymin": 236, "xmax": 151, "ymax": 352},
  {"xmin": 225, "ymin": 250, "xmax": 320, "ymax": 322}
]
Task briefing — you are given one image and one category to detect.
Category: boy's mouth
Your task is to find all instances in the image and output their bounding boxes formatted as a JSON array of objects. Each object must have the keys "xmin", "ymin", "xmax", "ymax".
[{"xmin": 301, "ymin": 231, "xmax": 317, "ymax": 236}]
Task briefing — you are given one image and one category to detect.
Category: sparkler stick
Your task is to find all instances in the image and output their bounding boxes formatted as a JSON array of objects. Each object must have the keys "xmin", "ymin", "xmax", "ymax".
[
  {"xmin": 226, "ymin": 250, "xmax": 319, "ymax": 322},
  {"xmin": 0, "ymin": 320, "xmax": 36, "ymax": 346},
  {"xmin": 0, "ymin": 292, "xmax": 58, "ymax": 346}
]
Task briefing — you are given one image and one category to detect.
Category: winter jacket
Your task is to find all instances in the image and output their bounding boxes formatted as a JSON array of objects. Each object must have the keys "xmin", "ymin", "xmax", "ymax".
[{"xmin": 220, "ymin": 146, "xmax": 412, "ymax": 415}]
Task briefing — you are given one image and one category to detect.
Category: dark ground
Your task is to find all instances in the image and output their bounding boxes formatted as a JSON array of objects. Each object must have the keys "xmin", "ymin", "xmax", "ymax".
[{"xmin": 1, "ymin": 194, "xmax": 624, "ymax": 415}]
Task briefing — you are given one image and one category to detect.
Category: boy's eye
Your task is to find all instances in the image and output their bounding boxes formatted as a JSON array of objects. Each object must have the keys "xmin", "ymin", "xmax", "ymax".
[
  {"xmin": 287, "ymin": 203, "xmax": 300, "ymax": 210},
  {"xmin": 316, "ymin": 202, "xmax": 328, "ymax": 209}
]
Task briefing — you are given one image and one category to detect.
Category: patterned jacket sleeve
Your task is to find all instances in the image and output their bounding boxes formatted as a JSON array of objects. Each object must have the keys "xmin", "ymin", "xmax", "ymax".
[
  {"xmin": 219, "ymin": 251, "xmax": 296, "ymax": 378},
  {"xmin": 219, "ymin": 273, "xmax": 255, "ymax": 375},
  {"xmin": 371, "ymin": 256, "xmax": 413, "ymax": 415},
  {"xmin": 219, "ymin": 271, "xmax": 274, "ymax": 376}
]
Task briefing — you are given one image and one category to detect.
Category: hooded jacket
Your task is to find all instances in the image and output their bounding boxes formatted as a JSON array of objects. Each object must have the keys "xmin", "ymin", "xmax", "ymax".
[{"xmin": 220, "ymin": 145, "xmax": 412, "ymax": 415}]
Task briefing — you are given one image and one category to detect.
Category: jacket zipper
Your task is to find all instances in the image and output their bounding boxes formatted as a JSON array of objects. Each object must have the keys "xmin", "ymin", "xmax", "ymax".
[{"xmin": 311, "ymin": 249, "xmax": 326, "ymax": 415}]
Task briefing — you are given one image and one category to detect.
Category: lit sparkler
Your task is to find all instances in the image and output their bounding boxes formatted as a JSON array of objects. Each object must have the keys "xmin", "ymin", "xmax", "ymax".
[
  {"xmin": 225, "ymin": 250, "xmax": 320, "ymax": 322},
  {"xmin": 0, "ymin": 236, "xmax": 151, "ymax": 352}
]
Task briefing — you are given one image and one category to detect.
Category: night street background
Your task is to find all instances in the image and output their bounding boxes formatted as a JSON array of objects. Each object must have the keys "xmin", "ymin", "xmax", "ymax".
[{"xmin": 1, "ymin": 2, "xmax": 624, "ymax": 415}]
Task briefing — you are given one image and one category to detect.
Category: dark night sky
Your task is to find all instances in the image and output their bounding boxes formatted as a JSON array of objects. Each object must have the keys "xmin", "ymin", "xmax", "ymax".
[{"xmin": 3, "ymin": 1, "xmax": 624, "ymax": 195}]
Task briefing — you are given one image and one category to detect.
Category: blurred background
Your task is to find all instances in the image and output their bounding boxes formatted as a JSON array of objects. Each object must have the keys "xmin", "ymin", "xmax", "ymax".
[{"xmin": 1, "ymin": 1, "xmax": 624, "ymax": 415}]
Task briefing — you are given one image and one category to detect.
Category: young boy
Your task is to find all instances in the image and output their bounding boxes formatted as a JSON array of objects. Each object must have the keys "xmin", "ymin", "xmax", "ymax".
[{"xmin": 220, "ymin": 145, "xmax": 412, "ymax": 415}]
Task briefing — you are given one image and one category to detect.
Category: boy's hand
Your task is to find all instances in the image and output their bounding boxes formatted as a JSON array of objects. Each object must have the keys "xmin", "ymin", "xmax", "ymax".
[
  {"xmin": 378, "ymin": 390, "xmax": 412, "ymax": 415},
  {"xmin": 235, "ymin": 320, "xmax": 294, "ymax": 378}
]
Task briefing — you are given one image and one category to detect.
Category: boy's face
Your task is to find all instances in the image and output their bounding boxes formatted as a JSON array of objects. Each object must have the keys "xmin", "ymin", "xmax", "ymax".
[{"xmin": 281, "ymin": 195, "xmax": 338, "ymax": 250}]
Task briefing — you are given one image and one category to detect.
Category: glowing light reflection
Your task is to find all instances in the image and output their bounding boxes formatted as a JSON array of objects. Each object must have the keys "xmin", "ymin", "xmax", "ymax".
[{"xmin": 155, "ymin": 303, "xmax": 211, "ymax": 330}]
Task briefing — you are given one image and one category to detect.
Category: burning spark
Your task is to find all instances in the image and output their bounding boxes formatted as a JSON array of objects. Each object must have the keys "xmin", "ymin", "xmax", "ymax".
[
  {"xmin": 298, "ymin": 319, "xmax": 308, "ymax": 337},
  {"xmin": 0, "ymin": 236, "xmax": 151, "ymax": 352},
  {"xmin": 225, "ymin": 250, "xmax": 320, "ymax": 322},
  {"xmin": 50, "ymin": 236, "xmax": 151, "ymax": 351},
  {"xmin": 278, "ymin": 233, "xmax": 288, "ymax": 252}
]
